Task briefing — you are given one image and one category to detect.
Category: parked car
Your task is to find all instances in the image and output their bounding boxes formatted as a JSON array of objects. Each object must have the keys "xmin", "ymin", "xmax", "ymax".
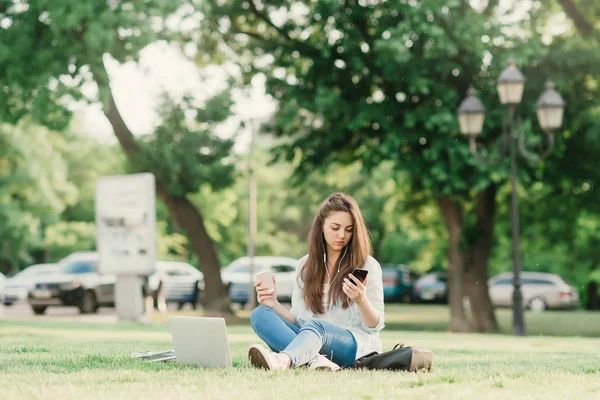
[
  {"xmin": 148, "ymin": 261, "xmax": 204, "ymax": 311},
  {"xmin": 2, "ymin": 263, "xmax": 61, "ymax": 306},
  {"xmin": 28, "ymin": 252, "xmax": 116, "ymax": 315},
  {"xmin": 381, "ymin": 264, "xmax": 419, "ymax": 303},
  {"xmin": 488, "ymin": 271, "xmax": 580, "ymax": 312},
  {"xmin": 221, "ymin": 256, "xmax": 298, "ymax": 306},
  {"xmin": 413, "ymin": 271, "xmax": 448, "ymax": 303}
]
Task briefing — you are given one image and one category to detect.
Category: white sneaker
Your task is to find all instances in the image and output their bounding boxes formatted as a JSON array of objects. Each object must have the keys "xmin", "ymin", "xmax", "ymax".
[
  {"xmin": 307, "ymin": 355, "xmax": 341, "ymax": 371},
  {"xmin": 248, "ymin": 345, "xmax": 290, "ymax": 371}
]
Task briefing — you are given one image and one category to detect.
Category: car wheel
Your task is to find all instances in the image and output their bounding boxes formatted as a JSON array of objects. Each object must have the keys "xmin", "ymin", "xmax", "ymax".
[
  {"xmin": 528, "ymin": 297, "xmax": 547, "ymax": 312},
  {"xmin": 401, "ymin": 293, "xmax": 412, "ymax": 304},
  {"xmin": 32, "ymin": 306, "xmax": 47, "ymax": 315},
  {"xmin": 79, "ymin": 290, "xmax": 99, "ymax": 314},
  {"xmin": 3, "ymin": 302, "xmax": 13, "ymax": 307}
]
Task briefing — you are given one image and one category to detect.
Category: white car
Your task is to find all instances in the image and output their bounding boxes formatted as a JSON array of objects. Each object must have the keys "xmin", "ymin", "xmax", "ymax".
[
  {"xmin": 221, "ymin": 256, "xmax": 298, "ymax": 305},
  {"xmin": 2, "ymin": 263, "xmax": 61, "ymax": 306},
  {"xmin": 148, "ymin": 261, "xmax": 204, "ymax": 311},
  {"xmin": 488, "ymin": 271, "xmax": 580, "ymax": 312}
]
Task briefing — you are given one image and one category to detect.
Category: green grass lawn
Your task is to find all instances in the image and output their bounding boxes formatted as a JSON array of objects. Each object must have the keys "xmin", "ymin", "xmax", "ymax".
[{"xmin": 1, "ymin": 305, "xmax": 599, "ymax": 399}]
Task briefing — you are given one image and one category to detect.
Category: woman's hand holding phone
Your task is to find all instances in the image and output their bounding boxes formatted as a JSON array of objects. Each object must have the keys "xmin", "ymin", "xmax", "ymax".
[
  {"xmin": 343, "ymin": 273, "xmax": 369, "ymax": 305},
  {"xmin": 255, "ymin": 272, "xmax": 278, "ymax": 308}
]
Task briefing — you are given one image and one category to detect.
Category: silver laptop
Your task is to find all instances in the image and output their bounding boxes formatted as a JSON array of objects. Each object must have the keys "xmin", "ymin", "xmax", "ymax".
[{"xmin": 169, "ymin": 316, "xmax": 233, "ymax": 368}]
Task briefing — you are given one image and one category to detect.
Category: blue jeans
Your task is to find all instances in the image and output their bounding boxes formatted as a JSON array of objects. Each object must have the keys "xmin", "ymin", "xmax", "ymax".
[{"xmin": 250, "ymin": 305, "xmax": 357, "ymax": 367}]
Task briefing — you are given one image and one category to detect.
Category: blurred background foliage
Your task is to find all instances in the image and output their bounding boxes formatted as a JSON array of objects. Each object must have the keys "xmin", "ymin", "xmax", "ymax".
[{"xmin": 0, "ymin": 0, "xmax": 599, "ymax": 312}]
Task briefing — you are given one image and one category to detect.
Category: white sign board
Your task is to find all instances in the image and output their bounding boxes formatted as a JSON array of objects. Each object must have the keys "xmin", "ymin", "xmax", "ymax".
[{"xmin": 95, "ymin": 173, "xmax": 156, "ymax": 275}]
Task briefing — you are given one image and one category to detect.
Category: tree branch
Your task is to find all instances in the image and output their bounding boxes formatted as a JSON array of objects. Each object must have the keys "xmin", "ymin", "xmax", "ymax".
[
  {"xmin": 93, "ymin": 62, "xmax": 141, "ymax": 160},
  {"xmin": 557, "ymin": 0, "xmax": 595, "ymax": 38},
  {"xmin": 93, "ymin": 61, "xmax": 233, "ymax": 314},
  {"xmin": 483, "ymin": 0, "xmax": 499, "ymax": 16},
  {"xmin": 247, "ymin": 0, "xmax": 288, "ymax": 37},
  {"xmin": 237, "ymin": 29, "xmax": 268, "ymax": 42},
  {"xmin": 245, "ymin": 0, "xmax": 318, "ymax": 57},
  {"xmin": 233, "ymin": 27, "xmax": 284, "ymax": 51},
  {"xmin": 459, "ymin": 0, "xmax": 470, "ymax": 16}
]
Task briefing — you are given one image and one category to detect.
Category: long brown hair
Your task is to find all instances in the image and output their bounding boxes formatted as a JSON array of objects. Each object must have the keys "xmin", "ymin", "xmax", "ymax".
[{"xmin": 300, "ymin": 192, "xmax": 371, "ymax": 313}]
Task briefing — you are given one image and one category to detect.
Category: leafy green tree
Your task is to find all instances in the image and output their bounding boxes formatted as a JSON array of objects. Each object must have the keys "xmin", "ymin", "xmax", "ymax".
[
  {"xmin": 58, "ymin": 126, "xmax": 128, "ymax": 222},
  {"xmin": 0, "ymin": 122, "xmax": 77, "ymax": 273},
  {"xmin": 201, "ymin": 0, "xmax": 600, "ymax": 328},
  {"xmin": 44, "ymin": 220, "xmax": 197, "ymax": 265},
  {"xmin": 200, "ymin": 0, "xmax": 519, "ymax": 331},
  {"xmin": 488, "ymin": 25, "xmax": 600, "ymax": 308},
  {"xmin": 198, "ymin": 141, "xmax": 443, "ymax": 278},
  {"xmin": 0, "ymin": 1, "xmax": 236, "ymax": 313},
  {"xmin": 43, "ymin": 221, "xmax": 96, "ymax": 262}
]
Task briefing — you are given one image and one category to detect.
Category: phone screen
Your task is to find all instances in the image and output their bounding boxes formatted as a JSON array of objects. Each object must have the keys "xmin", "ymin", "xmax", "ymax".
[{"xmin": 352, "ymin": 269, "xmax": 369, "ymax": 284}]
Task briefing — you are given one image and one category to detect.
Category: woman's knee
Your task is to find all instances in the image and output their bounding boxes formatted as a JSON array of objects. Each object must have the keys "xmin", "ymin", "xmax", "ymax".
[
  {"xmin": 300, "ymin": 318, "xmax": 326, "ymax": 337},
  {"xmin": 250, "ymin": 305, "xmax": 273, "ymax": 330}
]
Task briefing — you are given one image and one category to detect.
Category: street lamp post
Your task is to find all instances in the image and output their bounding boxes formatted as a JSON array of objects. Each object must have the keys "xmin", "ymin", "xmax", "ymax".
[
  {"xmin": 247, "ymin": 118, "xmax": 258, "ymax": 310},
  {"xmin": 457, "ymin": 59, "xmax": 566, "ymax": 336},
  {"xmin": 240, "ymin": 75, "xmax": 276, "ymax": 311}
]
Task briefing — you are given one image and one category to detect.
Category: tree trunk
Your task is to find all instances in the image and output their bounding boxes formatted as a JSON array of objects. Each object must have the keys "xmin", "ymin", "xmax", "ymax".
[
  {"xmin": 96, "ymin": 68, "xmax": 232, "ymax": 316},
  {"xmin": 586, "ymin": 282, "xmax": 599, "ymax": 310},
  {"xmin": 586, "ymin": 249, "xmax": 599, "ymax": 310},
  {"xmin": 463, "ymin": 184, "xmax": 499, "ymax": 332},
  {"xmin": 436, "ymin": 196, "xmax": 470, "ymax": 332},
  {"xmin": 585, "ymin": 239, "xmax": 600, "ymax": 310}
]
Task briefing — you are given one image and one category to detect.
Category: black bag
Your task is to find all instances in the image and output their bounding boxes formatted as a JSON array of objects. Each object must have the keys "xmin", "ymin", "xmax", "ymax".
[{"xmin": 350, "ymin": 343, "xmax": 433, "ymax": 372}]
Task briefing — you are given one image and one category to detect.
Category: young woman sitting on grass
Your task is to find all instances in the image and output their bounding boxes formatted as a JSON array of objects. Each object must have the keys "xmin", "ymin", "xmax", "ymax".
[{"xmin": 248, "ymin": 192, "xmax": 432, "ymax": 371}]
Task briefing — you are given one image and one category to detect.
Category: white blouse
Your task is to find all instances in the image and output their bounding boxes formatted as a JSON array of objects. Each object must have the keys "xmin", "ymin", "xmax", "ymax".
[
  {"xmin": 315, "ymin": 283, "xmax": 330, "ymax": 321},
  {"xmin": 289, "ymin": 255, "xmax": 385, "ymax": 359}
]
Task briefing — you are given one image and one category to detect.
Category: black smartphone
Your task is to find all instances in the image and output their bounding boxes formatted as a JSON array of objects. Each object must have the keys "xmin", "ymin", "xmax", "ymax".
[{"xmin": 351, "ymin": 268, "xmax": 369, "ymax": 284}]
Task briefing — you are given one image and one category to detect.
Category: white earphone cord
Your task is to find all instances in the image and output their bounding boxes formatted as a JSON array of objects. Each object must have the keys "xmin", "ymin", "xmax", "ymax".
[
  {"xmin": 324, "ymin": 245, "xmax": 348, "ymax": 315},
  {"xmin": 324, "ymin": 244, "xmax": 347, "ymax": 284}
]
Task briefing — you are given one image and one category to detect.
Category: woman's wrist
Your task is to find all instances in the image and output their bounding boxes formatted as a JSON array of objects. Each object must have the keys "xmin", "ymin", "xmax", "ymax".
[
  {"xmin": 354, "ymin": 295, "xmax": 380, "ymax": 328},
  {"xmin": 271, "ymin": 300, "xmax": 283, "ymax": 311},
  {"xmin": 354, "ymin": 294, "xmax": 370, "ymax": 308},
  {"xmin": 272, "ymin": 301, "xmax": 297, "ymax": 325}
]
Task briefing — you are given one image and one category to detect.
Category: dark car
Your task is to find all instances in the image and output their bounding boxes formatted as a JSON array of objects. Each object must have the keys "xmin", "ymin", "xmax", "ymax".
[
  {"xmin": 28, "ymin": 252, "xmax": 115, "ymax": 315},
  {"xmin": 2, "ymin": 263, "xmax": 61, "ymax": 306},
  {"xmin": 413, "ymin": 271, "xmax": 448, "ymax": 303},
  {"xmin": 29, "ymin": 251, "xmax": 206, "ymax": 315},
  {"xmin": 381, "ymin": 264, "xmax": 419, "ymax": 303}
]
